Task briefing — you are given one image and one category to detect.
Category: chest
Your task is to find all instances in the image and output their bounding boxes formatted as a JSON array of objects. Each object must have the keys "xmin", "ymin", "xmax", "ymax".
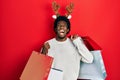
[{"xmin": 48, "ymin": 41, "xmax": 79, "ymax": 58}]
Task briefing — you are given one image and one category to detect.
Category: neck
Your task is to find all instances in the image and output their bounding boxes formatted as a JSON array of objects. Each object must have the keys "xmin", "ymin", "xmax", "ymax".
[{"xmin": 56, "ymin": 36, "xmax": 67, "ymax": 42}]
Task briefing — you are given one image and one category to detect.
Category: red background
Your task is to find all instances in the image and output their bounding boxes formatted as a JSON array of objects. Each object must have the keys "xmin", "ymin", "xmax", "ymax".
[{"xmin": 0, "ymin": 0, "xmax": 120, "ymax": 80}]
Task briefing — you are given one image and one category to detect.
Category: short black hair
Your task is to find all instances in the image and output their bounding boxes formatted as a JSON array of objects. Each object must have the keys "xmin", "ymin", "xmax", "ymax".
[{"xmin": 54, "ymin": 16, "xmax": 70, "ymax": 34}]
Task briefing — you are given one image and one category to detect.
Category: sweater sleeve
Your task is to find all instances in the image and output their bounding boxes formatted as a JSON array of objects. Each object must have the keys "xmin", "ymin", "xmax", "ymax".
[{"xmin": 72, "ymin": 37, "xmax": 93, "ymax": 63}]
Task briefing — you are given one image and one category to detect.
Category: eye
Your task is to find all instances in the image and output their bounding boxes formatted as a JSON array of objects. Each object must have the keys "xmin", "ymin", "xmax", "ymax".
[{"xmin": 57, "ymin": 24, "xmax": 60, "ymax": 27}]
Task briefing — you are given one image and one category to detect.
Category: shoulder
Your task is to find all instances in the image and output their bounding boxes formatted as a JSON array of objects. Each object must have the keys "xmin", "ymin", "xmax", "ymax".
[
  {"xmin": 46, "ymin": 38, "xmax": 56, "ymax": 43},
  {"xmin": 43, "ymin": 38, "xmax": 56, "ymax": 49}
]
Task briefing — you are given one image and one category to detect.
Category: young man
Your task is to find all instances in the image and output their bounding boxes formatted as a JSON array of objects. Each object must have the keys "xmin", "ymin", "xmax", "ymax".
[{"xmin": 41, "ymin": 16, "xmax": 93, "ymax": 80}]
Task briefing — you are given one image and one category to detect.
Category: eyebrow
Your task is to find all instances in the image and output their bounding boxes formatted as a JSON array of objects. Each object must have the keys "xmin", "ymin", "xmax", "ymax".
[{"xmin": 57, "ymin": 22, "xmax": 67, "ymax": 25}]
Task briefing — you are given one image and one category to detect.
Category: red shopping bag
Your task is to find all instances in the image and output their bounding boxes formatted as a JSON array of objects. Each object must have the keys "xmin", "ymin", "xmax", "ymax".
[
  {"xmin": 82, "ymin": 36, "xmax": 102, "ymax": 50},
  {"xmin": 20, "ymin": 51, "xmax": 53, "ymax": 80}
]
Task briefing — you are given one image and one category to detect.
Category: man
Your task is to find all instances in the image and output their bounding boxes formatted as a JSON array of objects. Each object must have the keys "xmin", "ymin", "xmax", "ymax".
[{"xmin": 41, "ymin": 16, "xmax": 93, "ymax": 80}]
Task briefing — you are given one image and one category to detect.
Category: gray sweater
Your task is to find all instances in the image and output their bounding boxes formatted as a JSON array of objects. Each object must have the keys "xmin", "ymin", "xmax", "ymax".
[{"xmin": 46, "ymin": 37, "xmax": 93, "ymax": 80}]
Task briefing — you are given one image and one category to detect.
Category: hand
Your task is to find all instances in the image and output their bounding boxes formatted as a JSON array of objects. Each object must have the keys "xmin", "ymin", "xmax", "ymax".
[
  {"xmin": 41, "ymin": 42, "xmax": 50, "ymax": 55},
  {"xmin": 70, "ymin": 34, "xmax": 79, "ymax": 41}
]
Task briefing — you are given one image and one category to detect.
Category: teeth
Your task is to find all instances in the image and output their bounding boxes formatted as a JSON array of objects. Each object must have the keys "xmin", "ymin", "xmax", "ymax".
[{"xmin": 59, "ymin": 30, "xmax": 64, "ymax": 33}]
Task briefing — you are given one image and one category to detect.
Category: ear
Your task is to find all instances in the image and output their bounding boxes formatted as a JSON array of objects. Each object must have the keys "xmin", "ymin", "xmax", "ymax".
[
  {"xmin": 54, "ymin": 27, "xmax": 57, "ymax": 33},
  {"xmin": 67, "ymin": 28, "xmax": 69, "ymax": 33}
]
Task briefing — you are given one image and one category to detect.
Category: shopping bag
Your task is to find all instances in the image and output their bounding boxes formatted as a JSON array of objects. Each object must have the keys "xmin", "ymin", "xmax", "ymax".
[
  {"xmin": 48, "ymin": 68, "xmax": 63, "ymax": 80},
  {"xmin": 20, "ymin": 51, "xmax": 53, "ymax": 80},
  {"xmin": 81, "ymin": 36, "xmax": 102, "ymax": 51},
  {"xmin": 78, "ymin": 50, "xmax": 107, "ymax": 80},
  {"xmin": 78, "ymin": 36, "xmax": 107, "ymax": 80}
]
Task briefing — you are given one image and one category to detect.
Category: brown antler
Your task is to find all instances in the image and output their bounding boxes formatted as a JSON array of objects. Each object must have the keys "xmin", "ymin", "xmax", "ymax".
[
  {"xmin": 52, "ymin": 1, "xmax": 60, "ymax": 16},
  {"xmin": 65, "ymin": 2, "xmax": 74, "ymax": 17}
]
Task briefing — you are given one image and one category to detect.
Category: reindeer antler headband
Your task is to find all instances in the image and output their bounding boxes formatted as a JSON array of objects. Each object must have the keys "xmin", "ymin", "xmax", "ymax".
[{"xmin": 52, "ymin": 1, "xmax": 74, "ymax": 19}]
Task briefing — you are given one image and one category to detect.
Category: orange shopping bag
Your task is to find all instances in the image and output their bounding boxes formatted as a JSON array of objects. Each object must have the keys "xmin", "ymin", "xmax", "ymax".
[{"xmin": 20, "ymin": 51, "xmax": 53, "ymax": 80}]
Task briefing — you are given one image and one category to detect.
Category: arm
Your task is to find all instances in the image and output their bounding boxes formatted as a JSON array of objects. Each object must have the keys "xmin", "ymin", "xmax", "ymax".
[
  {"xmin": 71, "ymin": 35, "xmax": 93, "ymax": 63},
  {"xmin": 40, "ymin": 42, "xmax": 50, "ymax": 55}
]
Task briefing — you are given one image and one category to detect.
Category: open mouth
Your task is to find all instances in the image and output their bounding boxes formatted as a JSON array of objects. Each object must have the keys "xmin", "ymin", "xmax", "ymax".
[
  {"xmin": 59, "ymin": 30, "xmax": 65, "ymax": 35},
  {"xmin": 59, "ymin": 30, "xmax": 64, "ymax": 33}
]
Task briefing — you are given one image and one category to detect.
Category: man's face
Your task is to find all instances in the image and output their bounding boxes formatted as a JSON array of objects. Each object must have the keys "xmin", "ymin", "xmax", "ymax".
[{"xmin": 56, "ymin": 21, "xmax": 69, "ymax": 39}]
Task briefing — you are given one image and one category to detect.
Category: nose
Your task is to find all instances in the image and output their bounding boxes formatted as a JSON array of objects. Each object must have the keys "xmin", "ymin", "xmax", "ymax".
[{"xmin": 60, "ymin": 25, "xmax": 64, "ymax": 29}]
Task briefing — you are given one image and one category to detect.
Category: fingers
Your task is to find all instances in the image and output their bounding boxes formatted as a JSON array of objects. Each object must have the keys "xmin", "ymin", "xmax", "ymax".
[
  {"xmin": 44, "ymin": 42, "xmax": 50, "ymax": 49},
  {"xmin": 41, "ymin": 42, "xmax": 50, "ymax": 55},
  {"xmin": 70, "ymin": 34, "xmax": 79, "ymax": 41},
  {"xmin": 41, "ymin": 47, "xmax": 48, "ymax": 55}
]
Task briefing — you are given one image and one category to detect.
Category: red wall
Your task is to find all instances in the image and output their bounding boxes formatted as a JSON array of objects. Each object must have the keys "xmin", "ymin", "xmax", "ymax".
[{"xmin": 0, "ymin": 0, "xmax": 120, "ymax": 80}]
